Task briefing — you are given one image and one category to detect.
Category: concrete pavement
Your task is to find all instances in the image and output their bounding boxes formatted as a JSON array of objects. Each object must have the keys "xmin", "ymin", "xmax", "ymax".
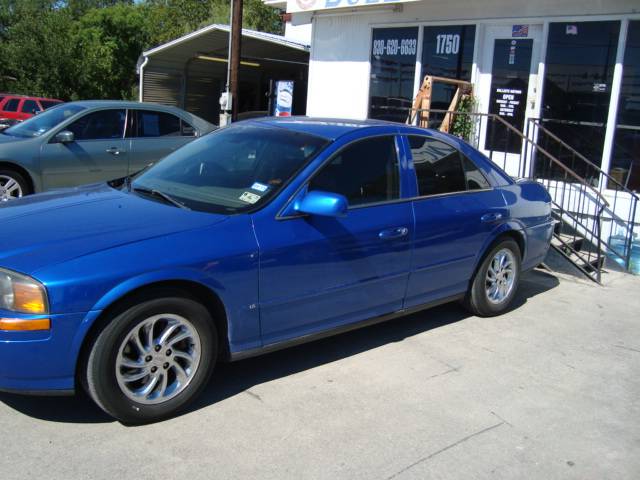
[{"xmin": 0, "ymin": 269, "xmax": 638, "ymax": 479}]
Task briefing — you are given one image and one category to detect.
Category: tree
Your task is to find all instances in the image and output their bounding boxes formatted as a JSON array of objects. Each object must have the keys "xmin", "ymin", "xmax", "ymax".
[
  {"xmin": 0, "ymin": 0, "xmax": 284, "ymax": 100},
  {"xmin": 0, "ymin": 2, "xmax": 76, "ymax": 98},
  {"xmin": 73, "ymin": 3, "xmax": 150, "ymax": 99}
]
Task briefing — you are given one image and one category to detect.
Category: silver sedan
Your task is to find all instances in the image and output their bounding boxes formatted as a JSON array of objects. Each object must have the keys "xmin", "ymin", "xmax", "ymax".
[{"xmin": 0, "ymin": 100, "xmax": 215, "ymax": 201}]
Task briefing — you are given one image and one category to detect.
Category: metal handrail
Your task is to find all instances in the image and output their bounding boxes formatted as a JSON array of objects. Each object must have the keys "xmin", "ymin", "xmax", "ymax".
[
  {"xmin": 529, "ymin": 118, "xmax": 640, "ymax": 201},
  {"xmin": 407, "ymin": 108, "xmax": 611, "ymax": 208}
]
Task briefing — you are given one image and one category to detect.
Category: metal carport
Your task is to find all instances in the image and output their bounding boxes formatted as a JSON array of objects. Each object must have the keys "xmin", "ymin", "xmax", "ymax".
[{"xmin": 137, "ymin": 24, "xmax": 309, "ymax": 125}]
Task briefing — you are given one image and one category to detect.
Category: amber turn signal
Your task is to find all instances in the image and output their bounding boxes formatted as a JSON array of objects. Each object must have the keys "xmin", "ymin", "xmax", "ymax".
[
  {"xmin": 13, "ymin": 282, "xmax": 48, "ymax": 314},
  {"xmin": 0, "ymin": 318, "xmax": 51, "ymax": 331}
]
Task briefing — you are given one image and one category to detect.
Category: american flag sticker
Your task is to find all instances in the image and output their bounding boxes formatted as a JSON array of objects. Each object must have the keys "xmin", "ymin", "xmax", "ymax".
[
  {"xmin": 512, "ymin": 25, "xmax": 529, "ymax": 37},
  {"xmin": 566, "ymin": 25, "xmax": 578, "ymax": 35}
]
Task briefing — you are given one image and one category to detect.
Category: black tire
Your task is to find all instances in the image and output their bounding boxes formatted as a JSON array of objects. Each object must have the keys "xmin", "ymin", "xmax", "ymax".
[
  {"xmin": 85, "ymin": 296, "xmax": 217, "ymax": 424},
  {"xmin": 464, "ymin": 238, "xmax": 521, "ymax": 317},
  {"xmin": 0, "ymin": 168, "xmax": 30, "ymax": 200}
]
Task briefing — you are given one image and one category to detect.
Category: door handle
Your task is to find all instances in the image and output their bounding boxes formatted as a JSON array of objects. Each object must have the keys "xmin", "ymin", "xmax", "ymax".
[
  {"xmin": 481, "ymin": 212, "xmax": 503, "ymax": 223},
  {"xmin": 378, "ymin": 227, "xmax": 409, "ymax": 240},
  {"xmin": 106, "ymin": 147, "xmax": 121, "ymax": 155}
]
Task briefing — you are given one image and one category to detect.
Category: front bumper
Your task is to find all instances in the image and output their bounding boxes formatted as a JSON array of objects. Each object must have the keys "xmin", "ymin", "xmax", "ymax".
[{"xmin": 0, "ymin": 309, "xmax": 99, "ymax": 394}]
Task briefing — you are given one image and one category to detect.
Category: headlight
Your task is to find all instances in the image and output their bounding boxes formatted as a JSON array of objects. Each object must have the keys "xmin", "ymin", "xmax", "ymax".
[{"xmin": 0, "ymin": 268, "xmax": 48, "ymax": 314}]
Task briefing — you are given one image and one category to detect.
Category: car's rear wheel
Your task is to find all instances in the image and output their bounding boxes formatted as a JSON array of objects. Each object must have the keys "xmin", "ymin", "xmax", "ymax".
[
  {"xmin": 464, "ymin": 238, "xmax": 521, "ymax": 317},
  {"xmin": 85, "ymin": 295, "xmax": 217, "ymax": 424},
  {"xmin": 0, "ymin": 169, "xmax": 29, "ymax": 201}
]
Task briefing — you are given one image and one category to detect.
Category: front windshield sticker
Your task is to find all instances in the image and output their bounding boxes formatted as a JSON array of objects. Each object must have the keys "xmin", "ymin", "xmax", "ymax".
[
  {"xmin": 251, "ymin": 182, "xmax": 269, "ymax": 192},
  {"xmin": 239, "ymin": 191, "xmax": 261, "ymax": 204}
]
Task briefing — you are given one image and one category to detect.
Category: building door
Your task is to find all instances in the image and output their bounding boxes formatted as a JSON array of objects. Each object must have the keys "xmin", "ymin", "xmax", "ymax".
[
  {"xmin": 536, "ymin": 21, "xmax": 621, "ymax": 185},
  {"xmin": 477, "ymin": 24, "xmax": 543, "ymax": 176}
]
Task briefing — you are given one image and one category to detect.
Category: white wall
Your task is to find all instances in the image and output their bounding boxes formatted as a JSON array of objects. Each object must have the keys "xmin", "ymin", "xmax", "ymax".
[
  {"xmin": 306, "ymin": 0, "xmax": 640, "ymax": 119},
  {"xmin": 284, "ymin": 21, "xmax": 312, "ymax": 45}
]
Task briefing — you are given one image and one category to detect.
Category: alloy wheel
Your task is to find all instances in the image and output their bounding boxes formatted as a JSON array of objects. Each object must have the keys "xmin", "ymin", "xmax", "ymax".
[
  {"xmin": 115, "ymin": 314, "xmax": 202, "ymax": 405},
  {"xmin": 485, "ymin": 248, "xmax": 516, "ymax": 304},
  {"xmin": 0, "ymin": 174, "xmax": 23, "ymax": 201}
]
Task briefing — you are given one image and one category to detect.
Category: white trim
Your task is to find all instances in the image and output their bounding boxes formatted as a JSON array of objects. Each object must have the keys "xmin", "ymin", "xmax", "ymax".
[
  {"xmin": 600, "ymin": 19, "xmax": 629, "ymax": 185},
  {"xmin": 138, "ymin": 56, "xmax": 149, "ymax": 102},
  {"xmin": 367, "ymin": 12, "xmax": 640, "ymax": 28},
  {"xmin": 412, "ymin": 24, "xmax": 424, "ymax": 120},
  {"xmin": 470, "ymin": 23, "xmax": 481, "ymax": 86},
  {"xmin": 142, "ymin": 24, "xmax": 309, "ymax": 58}
]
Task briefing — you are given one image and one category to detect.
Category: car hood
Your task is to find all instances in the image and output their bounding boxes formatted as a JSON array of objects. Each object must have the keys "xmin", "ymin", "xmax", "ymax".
[
  {"xmin": 0, "ymin": 132, "xmax": 34, "ymax": 145},
  {"xmin": 0, "ymin": 184, "xmax": 228, "ymax": 274}
]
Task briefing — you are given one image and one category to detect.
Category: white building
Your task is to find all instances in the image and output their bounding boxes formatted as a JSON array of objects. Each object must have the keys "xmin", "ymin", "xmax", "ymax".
[
  {"xmin": 268, "ymin": 0, "xmax": 639, "ymax": 195},
  {"xmin": 266, "ymin": 0, "xmax": 640, "ymax": 274}
]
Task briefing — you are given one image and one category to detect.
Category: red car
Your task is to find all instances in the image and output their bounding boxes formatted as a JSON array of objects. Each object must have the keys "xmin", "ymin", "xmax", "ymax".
[{"xmin": 0, "ymin": 94, "xmax": 63, "ymax": 122}]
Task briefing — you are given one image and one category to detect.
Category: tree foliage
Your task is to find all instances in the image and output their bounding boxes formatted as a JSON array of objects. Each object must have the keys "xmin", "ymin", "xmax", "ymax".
[{"xmin": 0, "ymin": 0, "xmax": 283, "ymax": 100}]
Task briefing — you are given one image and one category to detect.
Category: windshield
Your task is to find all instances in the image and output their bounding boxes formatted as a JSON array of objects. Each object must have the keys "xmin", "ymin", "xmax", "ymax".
[
  {"xmin": 132, "ymin": 124, "xmax": 329, "ymax": 214},
  {"xmin": 4, "ymin": 104, "xmax": 85, "ymax": 137}
]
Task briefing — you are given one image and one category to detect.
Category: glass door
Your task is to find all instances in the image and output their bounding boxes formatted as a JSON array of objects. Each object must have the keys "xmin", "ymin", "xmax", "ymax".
[
  {"xmin": 610, "ymin": 20, "xmax": 640, "ymax": 192},
  {"xmin": 536, "ymin": 21, "xmax": 620, "ymax": 184},
  {"xmin": 477, "ymin": 24, "xmax": 543, "ymax": 176}
]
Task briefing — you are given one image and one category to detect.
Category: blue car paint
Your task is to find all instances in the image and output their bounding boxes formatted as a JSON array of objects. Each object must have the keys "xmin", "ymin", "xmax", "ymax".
[{"xmin": 0, "ymin": 118, "xmax": 553, "ymax": 394}]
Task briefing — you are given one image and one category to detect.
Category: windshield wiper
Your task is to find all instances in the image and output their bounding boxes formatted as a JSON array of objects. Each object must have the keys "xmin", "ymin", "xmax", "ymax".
[{"xmin": 132, "ymin": 186, "xmax": 190, "ymax": 210}]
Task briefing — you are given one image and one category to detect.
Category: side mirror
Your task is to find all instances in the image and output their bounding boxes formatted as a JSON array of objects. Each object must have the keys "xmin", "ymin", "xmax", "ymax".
[
  {"xmin": 294, "ymin": 190, "xmax": 348, "ymax": 217},
  {"xmin": 54, "ymin": 130, "xmax": 75, "ymax": 143}
]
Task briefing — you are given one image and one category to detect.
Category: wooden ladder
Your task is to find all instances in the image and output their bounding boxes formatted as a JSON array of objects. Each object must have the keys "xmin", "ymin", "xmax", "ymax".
[{"xmin": 407, "ymin": 75, "xmax": 473, "ymax": 132}]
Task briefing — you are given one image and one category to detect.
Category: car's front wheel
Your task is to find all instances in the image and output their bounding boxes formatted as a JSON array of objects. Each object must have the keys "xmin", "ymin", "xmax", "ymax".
[
  {"xmin": 85, "ymin": 295, "xmax": 218, "ymax": 424},
  {"xmin": 0, "ymin": 169, "xmax": 29, "ymax": 201},
  {"xmin": 464, "ymin": 238, "xmax": 521, "ymax": 317}
]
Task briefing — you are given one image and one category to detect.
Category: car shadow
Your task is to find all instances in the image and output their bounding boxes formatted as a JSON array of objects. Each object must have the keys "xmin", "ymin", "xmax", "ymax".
[{"xmin": 0, "ymin": 270, "xmax": 559, "ymax": 425}]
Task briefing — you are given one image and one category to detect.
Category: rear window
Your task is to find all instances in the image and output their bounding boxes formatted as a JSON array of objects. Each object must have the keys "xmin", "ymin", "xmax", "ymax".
[
  {"xmin": 0, "ymin": 96, "xmax": 5, "ymax": 103},
  {"xmin": 3, "ymin": 98, "xmax": 20, "ymax": 112},
  {"xmin": 409, "ymin": 135, "xmax": 491, "ymax": 195}
]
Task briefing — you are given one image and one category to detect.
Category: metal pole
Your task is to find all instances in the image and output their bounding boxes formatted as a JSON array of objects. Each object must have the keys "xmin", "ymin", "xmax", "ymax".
[
  {"xmin": 229, "ymin": 0, "xmax": 243, "ymax": 121},
  {"xmin": 225, "ymin": 2, "xmax": 233, "ymax": 94}
]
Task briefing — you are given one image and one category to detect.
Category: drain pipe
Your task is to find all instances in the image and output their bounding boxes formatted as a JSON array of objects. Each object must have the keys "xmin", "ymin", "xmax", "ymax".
[{"xmin": 138, "ymin": 55, "xmax": 149, "ymax": 102}]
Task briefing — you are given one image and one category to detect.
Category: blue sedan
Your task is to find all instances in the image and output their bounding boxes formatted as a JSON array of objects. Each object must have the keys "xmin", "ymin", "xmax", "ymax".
[{"xmin": 0, "ymin": 118, "xmax": 553, "ymax": 423}]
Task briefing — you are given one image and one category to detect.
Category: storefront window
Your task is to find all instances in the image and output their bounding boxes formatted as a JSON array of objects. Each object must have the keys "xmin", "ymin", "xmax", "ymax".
[
  {"xmin": 421, "ymin": 25, "xmax": 476, "ymax": 121},
  {"xmin": 368, "ymin": 27, "xmax": 419, "ymax": 123},
  {"xmin": 610, "ymin": 21, "xmax": 640, "ymax": 192},
  {"xmin": 538, "ymin": 21, "xmax": 620, "ymax": 182}
]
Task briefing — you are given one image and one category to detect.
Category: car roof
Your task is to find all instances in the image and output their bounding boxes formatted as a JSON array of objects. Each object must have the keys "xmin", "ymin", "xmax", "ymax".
[
  {"xmin": 62, "ymin": 100, "xmax": 215, "ymax": 132},
  {"xmin": 246, "ymin": 116, "xmax": 403, "ymax": 140},
  {"xmin": 0, "ymin": 94, "xmax": 62, "ymax": 101}
]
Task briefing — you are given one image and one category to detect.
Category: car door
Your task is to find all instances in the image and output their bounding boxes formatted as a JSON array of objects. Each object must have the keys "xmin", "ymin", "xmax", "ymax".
[
  {"xmin": 253, "ymin": 135, "xmax": 413, "ymax": 345},
  {"xmin": 126, "ymin": 109, "xmax": 197, "ymax": 174},
  {"xmin": 40, "ymin": 108, "xmax": 129, "ymax": 189},
  {"xmin": 403, "ymin": 135, "xmax": 509, "ymax": 308}
]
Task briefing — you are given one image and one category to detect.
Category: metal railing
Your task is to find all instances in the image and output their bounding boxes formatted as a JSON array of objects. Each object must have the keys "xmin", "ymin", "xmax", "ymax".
[
  {"xmin": 370, "ymin": 105, "xmax": 640, "ymax": 280},
  {"xmin": 527, "ymin": 118, "xmax": 639, "ymax": 273}
]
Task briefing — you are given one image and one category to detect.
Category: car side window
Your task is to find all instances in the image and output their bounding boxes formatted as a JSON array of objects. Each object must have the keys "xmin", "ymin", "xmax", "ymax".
[
  {"xmin": 67, "ymin": 109, "xmax": 126, "ymax": 140},
  {"xmin": 462, "ymin": 155, "xmax": 491, "ymax": 190},
  {"xmin": 181, "ymin": 121, "xmax": 196, "ymax": 137},
  {"xmin": 309, "ymin": 136, "xmax": 400, "ymax": 207},
  {"xmin": 4, "ymin": 98, "xmax": 20, "ymax": 112},
  {"xmin": 409, "ymin": 136, "xmax": 490, "ymax": 195},
  {"xmin": 135, "ymin": 111, "xmax": 190, "ymax": 137},
  {"xmin": 22, "ymin": 100, "xmax": 40, "ymax": 114}
]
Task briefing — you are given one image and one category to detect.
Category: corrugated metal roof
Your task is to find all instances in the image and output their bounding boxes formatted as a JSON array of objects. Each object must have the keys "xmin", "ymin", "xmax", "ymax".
[{"xmin": 143, "ymin": 24, "xmax": 309, "ymax": 58}]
